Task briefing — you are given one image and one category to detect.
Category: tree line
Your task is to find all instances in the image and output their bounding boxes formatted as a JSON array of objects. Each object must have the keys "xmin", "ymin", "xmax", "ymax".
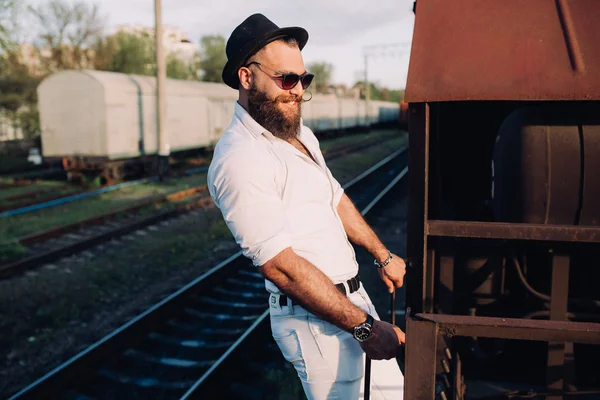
[
  {"xmin": 0, "ymin": 0, "xmax": 403, "ymax": 140},
  {"xmin": 1, "ymin": 0, "xmax": 234, "ymax": 139}
]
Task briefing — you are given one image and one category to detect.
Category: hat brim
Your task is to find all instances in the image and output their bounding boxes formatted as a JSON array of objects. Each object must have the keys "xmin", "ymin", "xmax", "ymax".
[{"xmin": 222, "ymin": 26, "xmax": 309, "ymax": 90}]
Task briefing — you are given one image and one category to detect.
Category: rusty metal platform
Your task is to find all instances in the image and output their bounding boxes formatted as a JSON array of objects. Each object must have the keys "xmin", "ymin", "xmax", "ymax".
[{"xmin": 405, "ymin": 312, "xmax": 600, "ymax": 399}]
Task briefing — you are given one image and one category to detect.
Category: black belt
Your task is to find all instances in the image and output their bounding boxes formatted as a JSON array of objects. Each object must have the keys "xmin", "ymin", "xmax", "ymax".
[{"xmin": 278, "ymin": 274, "xmax": 361, "ymax": 307}]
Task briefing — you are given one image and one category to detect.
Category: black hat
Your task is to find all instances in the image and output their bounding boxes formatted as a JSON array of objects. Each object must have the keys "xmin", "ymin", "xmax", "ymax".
[{"xmin": 222, "ymin": 13, "xmax": 309, "ymax": 89}]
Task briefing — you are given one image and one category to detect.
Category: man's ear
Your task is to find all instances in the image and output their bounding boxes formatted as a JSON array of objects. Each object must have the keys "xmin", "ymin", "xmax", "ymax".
[{"xmin": 238, "ymin": 67, "xmax": 252, "ymax": 90}]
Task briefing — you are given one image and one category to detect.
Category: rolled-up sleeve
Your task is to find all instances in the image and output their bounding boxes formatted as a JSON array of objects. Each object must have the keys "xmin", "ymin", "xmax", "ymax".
[{"xmin": 208, "ymin": 148, "xmax": 292, "ymax": 267}]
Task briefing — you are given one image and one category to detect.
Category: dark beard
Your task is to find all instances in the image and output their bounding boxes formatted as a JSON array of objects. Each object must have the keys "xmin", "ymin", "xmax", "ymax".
[{"xmin": 247, "ymin": 84, "xmax": 302, "ymax": 140}]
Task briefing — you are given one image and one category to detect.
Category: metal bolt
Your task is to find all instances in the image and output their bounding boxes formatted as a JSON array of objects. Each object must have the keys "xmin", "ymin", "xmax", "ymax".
[
  {"xmin": 445, "ymin": 347, "xmax": 452, "ymax": 360},
  {"xmin": 442, "ymin": 359, "xmax": 451, "ymax": 374}
]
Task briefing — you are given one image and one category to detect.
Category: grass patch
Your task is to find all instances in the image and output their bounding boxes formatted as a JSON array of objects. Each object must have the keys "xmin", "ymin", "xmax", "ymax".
[
  {"xmin": 0, "ymin": 175, "xmax": 208, "ymax": 244},
  {"xmin": 0, "ymin": 181, "xmax": 68, "ymax": 201},
  {"xmin": 0, "ymin": 187, "xmax": 83, "ymax": 209}
]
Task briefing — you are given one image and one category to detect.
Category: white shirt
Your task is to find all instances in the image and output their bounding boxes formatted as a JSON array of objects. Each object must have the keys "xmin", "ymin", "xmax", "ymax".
[{"xmin": 207, "ymin": 102, "xmax": 359, "ymax": 294}]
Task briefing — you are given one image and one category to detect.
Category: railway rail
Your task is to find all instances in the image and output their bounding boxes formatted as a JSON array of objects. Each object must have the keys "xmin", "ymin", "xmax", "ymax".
[
  {"xmin": 0, "ymin": 132, "xmax": 404, "ymax": 279},
  {"xmin": 7, "ymin": 146, "xmax": 408, "ymax": 400},
  {"xmin": 0, "ymin": 185, "xmax": 82, "ymax": 213}
]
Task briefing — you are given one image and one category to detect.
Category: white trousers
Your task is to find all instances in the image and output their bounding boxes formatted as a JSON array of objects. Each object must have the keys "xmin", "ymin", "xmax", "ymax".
[{"xmin": 268, "ymin": 284, "xmax": 405, "ymax": 399}]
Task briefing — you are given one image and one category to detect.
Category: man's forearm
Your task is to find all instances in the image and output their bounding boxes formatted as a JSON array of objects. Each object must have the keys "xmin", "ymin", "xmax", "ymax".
[
  {"xmin": 259, "ymin": 247, "xmax": 367, "ymax": 331},
  {"xmin": 337, "ymin": 193, "xmax": 389, "ymax": 262}
]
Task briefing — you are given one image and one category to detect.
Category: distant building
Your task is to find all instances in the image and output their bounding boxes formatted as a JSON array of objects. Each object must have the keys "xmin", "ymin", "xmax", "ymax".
[
  {"xmin": 328, "ymin": 83, "xmax": 362, "ymax": 99},
  {"xmin": 115, "ymin": 24, "xmax": 199, "ymax": 66},
  {"xmin": 16, "ymin": 42, "xmax": 95, "ymax": 78}
]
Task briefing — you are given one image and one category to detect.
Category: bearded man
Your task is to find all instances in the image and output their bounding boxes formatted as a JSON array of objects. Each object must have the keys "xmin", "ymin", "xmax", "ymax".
[{"xmin": 207, "ymin": 13, "xmax": 406, "ymax": 400}]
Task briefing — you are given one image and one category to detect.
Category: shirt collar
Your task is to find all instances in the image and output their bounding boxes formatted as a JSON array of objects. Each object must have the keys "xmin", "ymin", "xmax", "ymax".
[{"xmin": 234, "ymin": 101, "xmax": 271, "ymax": 140}]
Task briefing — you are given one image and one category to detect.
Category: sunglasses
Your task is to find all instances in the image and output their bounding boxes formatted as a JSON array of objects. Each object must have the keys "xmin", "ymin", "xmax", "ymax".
[{"xmin": 245, "ymin": 61, "xmax": 314, "ymax": 90}]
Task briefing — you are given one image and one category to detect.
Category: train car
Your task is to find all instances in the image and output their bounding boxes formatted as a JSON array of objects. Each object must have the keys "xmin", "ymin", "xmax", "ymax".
[
  {"xmin": 37, "ymin": 70, "xmax": 399, "ymax": 183},
  {"xmin": 402, "ymin": 1, "xmax": 600, "ymax": 399},
  {"xmin": 37, "ymin": 70, "xmax": 238, "ymax": 182}
]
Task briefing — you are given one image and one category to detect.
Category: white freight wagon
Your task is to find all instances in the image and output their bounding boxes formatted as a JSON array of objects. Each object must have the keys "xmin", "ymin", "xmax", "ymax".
[
  {"xmin": 37, "ymin": 70, "xmax": 238, "ymax": 181},
  {"xmin": 37, "ymin": 70, "xmax": 399, "ymax": 182}
]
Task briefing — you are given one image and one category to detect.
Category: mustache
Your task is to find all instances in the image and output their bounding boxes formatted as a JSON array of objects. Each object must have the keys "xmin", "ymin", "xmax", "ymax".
[
  {"xmin": 276, "ymin": 92, "xmax": 312, "ymax": 103},
  {"xmin": 276, "ymin": 94, "xmax": 302, "ymax": 103}
]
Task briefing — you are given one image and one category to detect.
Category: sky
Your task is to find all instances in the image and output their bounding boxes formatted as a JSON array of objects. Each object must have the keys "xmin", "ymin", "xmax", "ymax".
[{"xmin": 26, "ymin": 0, "xmax": 417, "ymax": 90}]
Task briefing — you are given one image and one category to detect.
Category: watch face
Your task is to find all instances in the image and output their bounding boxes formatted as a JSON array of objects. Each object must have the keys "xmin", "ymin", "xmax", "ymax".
[{"xmin": 355, "ymin": 326, "xmax": 371, "ymax": 342}]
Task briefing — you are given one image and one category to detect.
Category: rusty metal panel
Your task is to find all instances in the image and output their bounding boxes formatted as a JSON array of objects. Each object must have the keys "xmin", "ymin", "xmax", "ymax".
[
  {"xmin": 405, "ymin": 316, "xmax": 438, "ymax": 399},
  {"xmin": 427, "ymin": 220, "xmax": 600, "ymax": 243},
  {"xmin": 405, "ymin": 0, "xmax": 600, "ymax": 102},
  {"xmin": 406, "ymin": 103, "xmax": 430, "ymax": 314},
  {"xmin": 581, "ymin": 124, "xmax": 600, "ymax": 225},
  {"xmin": 413, "ymin": 313, "xmax": 600, "ymax": 344}
]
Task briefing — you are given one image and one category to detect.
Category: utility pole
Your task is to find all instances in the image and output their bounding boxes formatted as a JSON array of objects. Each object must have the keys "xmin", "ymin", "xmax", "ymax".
[
  {"xmin": 155, "ymin": 0, "xmax": 169, "ymax": 180},
  {"xmin": 364, "ymin": 54, "xmax": 370, "ymax": 128}
]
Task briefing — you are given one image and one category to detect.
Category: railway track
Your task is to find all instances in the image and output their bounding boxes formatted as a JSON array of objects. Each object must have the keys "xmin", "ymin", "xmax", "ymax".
[
  {"xmin": 0, "ymin": 132, "xmax": 404, "ymax": 279},
  {"xmin": 0, "ymin": 185, "xmax": 82, "ymax": 213},
  {"xmin": 0, "ymin": 180, "xmax": 41, "ymax": 190},
  {"xmin": 7, "ymin": 146, "xmax": 408, "ymax": 400},
  {"xmin": 0, "ymin": 130, "xmax": 398, "ymax": 219},
  {"xmin": 0, "ymin": 186, "xmax": 211, "ymax": 279}
]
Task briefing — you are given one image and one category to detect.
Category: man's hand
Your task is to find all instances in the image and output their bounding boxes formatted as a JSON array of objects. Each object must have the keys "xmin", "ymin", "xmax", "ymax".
[
  {"xmin": 393, "ymin": 325, "xmax": 406, "ymax": 344},
  {"xmin": 360, "ymin": 320, "xmax": 405, "ymax": 360},
  {"xmin": 376, "ymin": 253, "xmax": 406, "ymax": 293}
]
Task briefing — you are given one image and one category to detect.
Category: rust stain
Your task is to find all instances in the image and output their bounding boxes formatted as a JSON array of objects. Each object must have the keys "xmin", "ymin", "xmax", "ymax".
[
  {"xmin": 556, "ymin": 0, "xmax": 586, "ymax": 75},
  {"xmin": 439, "ymin": 325, "xmax": 459, "ymax": 337},
  {"xmin": 166, "ymin": 185, "xmax": 208, "ymax": 202}
]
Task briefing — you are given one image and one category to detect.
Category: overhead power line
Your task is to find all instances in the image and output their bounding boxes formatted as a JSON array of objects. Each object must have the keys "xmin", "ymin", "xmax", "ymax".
[{"xmin": 362, "ymin": 42, "xmax": 411, "ymax": 109}]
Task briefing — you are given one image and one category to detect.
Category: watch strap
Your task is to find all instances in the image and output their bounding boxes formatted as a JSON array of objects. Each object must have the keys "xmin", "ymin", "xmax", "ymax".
[{"xmin": 352, "ymin": 314, "xmax": 375, "ymax": 340}]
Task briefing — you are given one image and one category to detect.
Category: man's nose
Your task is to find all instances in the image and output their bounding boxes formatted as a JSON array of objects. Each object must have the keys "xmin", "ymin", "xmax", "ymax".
[{"xmin": 289, "ymin": 79, "xmax": 304, "ymax": 97}]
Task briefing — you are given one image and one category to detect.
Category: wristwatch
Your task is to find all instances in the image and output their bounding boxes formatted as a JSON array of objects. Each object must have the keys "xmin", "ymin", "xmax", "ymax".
[{"xmin": 352, "ymin": 314, "xmax": 374, "ymax": 342}]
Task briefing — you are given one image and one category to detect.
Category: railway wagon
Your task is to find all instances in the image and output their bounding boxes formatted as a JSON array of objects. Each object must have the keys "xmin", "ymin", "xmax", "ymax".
[
  {"xmin": 37, "ymin": 70, "xmax": 238, "ymax": 182},
  {"xmin": 402, "ymin": 1, "xmax": 600, "ymax": 399},
  {"xmin": 37, "ymin": 70, "xmax": 399, "ymax": 183}
]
